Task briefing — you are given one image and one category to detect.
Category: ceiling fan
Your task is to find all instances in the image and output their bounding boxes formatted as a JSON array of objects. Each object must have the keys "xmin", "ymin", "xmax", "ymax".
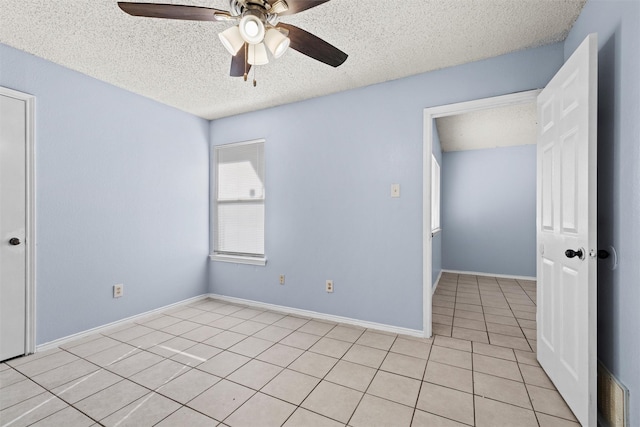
[{"xmin": 117, "ymin": 0, "xmax": 348, "ymax": 85}]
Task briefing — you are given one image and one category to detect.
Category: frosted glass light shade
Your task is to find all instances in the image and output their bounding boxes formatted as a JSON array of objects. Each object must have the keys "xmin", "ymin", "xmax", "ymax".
[
  {"xmin": 264, "ymin": 28, "xmax": 290, "ymax": 58},
  {"xmin": 239, "ymin": 15, "xmax": 265, "ymax": 45},
  {"xmin": 248, "ymin": 43, "xmax": 269, "ymax": 65},
  {"xmin": 218, "ymin": 26, "xmax": 244, "ymax": 55}
]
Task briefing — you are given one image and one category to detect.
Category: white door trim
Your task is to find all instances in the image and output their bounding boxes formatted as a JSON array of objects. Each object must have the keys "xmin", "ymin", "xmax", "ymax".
[
  {"xmin": 422, "ymin": 89, "xmax": 541, "ymax": 338},
  {"xmin": 1, "ymin": 86, "xmax": 36, "ymax": 355}
]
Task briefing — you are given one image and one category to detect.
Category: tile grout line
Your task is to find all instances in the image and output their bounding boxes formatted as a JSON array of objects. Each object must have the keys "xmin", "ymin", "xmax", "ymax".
[
  {"xmin": 216, "ymin": 320, "xmax": 357, "ymax": 426},
  {"xmin": 515, "ymin": 353, "xmax": 543, "ymax": 427},
  {"xmin": 409, "ymin": 340, "xmax": 432, "ymax": 427},
  {"xmin": 514, "ymin": 279, "xmax": 538, "ymax": 351},
  {"xmin": 480, "ymin": 276, "xmax": 540, "ymax": 424},
  {"xmin": 511, "ymin": 278, "xmax": 543, "ymax": 426},
  {"xmin": 146, "ymin": 312, "xmax": 310, "ymax": 425},
  {"xmin": 467, "ymin": 274, "xmax": 478, "ymax": 427},
  {"xmin": 290, "ymin": 324, "xmax": 387, "ymax": 425},
  {"xmin": 195, "ymin": 318, "xmax": 312, "ymax": 425},
  {"xmin": 443, "ymin": 273, "xmax": 547, "ymax": 426},
  {"xmin": 111, "ymin": 362, "xmax": 192, "ymax": 427},
  {"xmin": 494, "ymin": 277, "xmax": 535, "ymax": 352},
  {"xmin": 473, "ymin": 274, "xmax": 492, "ymax": 348},
  {"xmin": 423, "ymin": 272, "xmax": 478, "ymax": 426},
  {"xmin": 344, "ymin": 333, "xmax": 398, "ymax": 426},
  {"xmin": 509, "ymin": 279, "xmax": 536, "ymax": 352},
  {"xmin": 2, "ymin": 343, "xmax": 146, "ymax": 427}
]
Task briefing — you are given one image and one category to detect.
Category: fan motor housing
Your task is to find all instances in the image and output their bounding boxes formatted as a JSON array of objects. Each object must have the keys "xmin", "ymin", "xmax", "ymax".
[
  {"xmin": 230, "ymin": 0, "xmax": 268, "ymax": 15},
  {"xmin": 230, "ymin": 0, "xmax": 280, "ymax": 25}
]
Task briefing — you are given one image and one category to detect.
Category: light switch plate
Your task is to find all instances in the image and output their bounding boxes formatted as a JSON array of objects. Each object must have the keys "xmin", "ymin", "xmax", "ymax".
[{"xmin": 391, "ymin": 184, "xmax": 400, "ymax": 198}]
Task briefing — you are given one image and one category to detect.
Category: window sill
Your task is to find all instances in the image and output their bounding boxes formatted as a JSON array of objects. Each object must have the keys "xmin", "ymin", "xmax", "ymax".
[
  {"xmin": 209, "ymin": 254, "xmax": 267, "ymax": 266},
  {"xmin": 431, "ymin": 228, "xmax": 442, "ymax": 237}
]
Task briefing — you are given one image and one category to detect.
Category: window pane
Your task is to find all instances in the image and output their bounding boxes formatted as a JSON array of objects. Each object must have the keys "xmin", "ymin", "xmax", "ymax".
[
  {"xmin": 431, "ymin": 155, "xmax": 441, "ymax": 231},
  {"xmin": 214, "ymin": 140, "xmax": 265, "ymax": 258},
  {"xmin": 216, "ymin": 202, "xmax": 265, "ymax": 255},
  {"xmin": 217, "ymin": 143, "xmax": 264, "ymax": 201}
]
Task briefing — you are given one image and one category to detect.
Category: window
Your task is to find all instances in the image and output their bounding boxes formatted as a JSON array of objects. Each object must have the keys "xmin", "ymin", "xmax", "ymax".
[
  {"xmin": 431, "ymin": 154, "xmax": 441, "ymax": 232},
  {"xmin": 212, "ymin": 139, "xmax": 266, "ymax": 265}
]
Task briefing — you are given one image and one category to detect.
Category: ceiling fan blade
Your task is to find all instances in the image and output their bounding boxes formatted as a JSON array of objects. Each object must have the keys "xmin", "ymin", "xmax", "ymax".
[
  {"xmin": 278, "ymin": 23, "xmax": 347, "ymax": 67},
  {"xmin": 230, "ymin": 44, "xmax": 252, "ymax": 77},
  {"xmin": 273, "ymin": 0, "xmax": 331, "ymax": 16},
  {"xmin": 117, "ymin": 2, "xmax": 228, "ymax": 21}
]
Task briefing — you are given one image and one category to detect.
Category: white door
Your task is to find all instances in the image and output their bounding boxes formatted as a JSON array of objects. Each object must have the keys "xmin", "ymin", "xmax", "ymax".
[
  {"xmin": 0, "ymin": 91, "xmax": 28, "ymax": 361},
  {"xmin": 537, "ymin": 33, "xmax": 597, "ymax": 426}
]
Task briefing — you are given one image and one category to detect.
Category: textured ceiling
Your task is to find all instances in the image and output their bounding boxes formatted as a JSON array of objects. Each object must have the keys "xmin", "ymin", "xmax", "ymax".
[
  {"xmin": 0, "ymin": 0, "xmax": 585, "ymax": 120},
  {"xmin": 436, "ymin": 102, "xmax": 537, "ymax": 152}
]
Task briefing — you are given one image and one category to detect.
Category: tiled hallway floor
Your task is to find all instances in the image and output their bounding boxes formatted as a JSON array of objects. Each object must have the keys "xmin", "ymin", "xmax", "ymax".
[{"xmin": 0, "ymin": 273, "xmax": 579, "ymax": 426}]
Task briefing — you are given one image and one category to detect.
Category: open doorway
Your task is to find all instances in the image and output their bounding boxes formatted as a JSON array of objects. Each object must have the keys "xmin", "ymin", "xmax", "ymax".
[
  {"xmin": 435, "ymin": 100, "xmax": 538, "ymax": 279},
  {"xmin": 422, "ymin": 90, "xmax": 540, "ymax": 337},
  {"xmin": 430, "ymin": 99, "xmax": 539, "ymax": 345}
]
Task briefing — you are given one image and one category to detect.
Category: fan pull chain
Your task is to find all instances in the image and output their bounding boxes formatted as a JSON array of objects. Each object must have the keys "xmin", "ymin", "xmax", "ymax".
[
  {"xmin": 243, "ymin": 43, "xmax": 248, "ymax": 82},
  {"xmin": 253, "ymin": 65, "xmax": 257, "ymax": 87}
]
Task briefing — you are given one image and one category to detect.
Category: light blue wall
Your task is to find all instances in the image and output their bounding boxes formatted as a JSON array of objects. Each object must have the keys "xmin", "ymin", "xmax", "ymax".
[
  {"xmin": 0, "ymin": 44, "xmax": 210, "ymax": 344},
  {"xmin": 441, "ymin": 146, "xmax": 536, "ymax": 277},
  {"xmin": 431, "ymin": 123, "xmax": 443, "ymax": 287},
  {"xmin": 209, "ymin": 43, "xmax": 564, "ymax": 330},
  {"xmin": 564, "ymin": 1, "xmax": 640, "ymax": 424}
]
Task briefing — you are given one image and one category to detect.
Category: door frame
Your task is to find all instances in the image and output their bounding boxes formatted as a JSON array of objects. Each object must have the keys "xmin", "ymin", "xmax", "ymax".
[
  {"xmin": 422, "ymin": 89, "xmax": 541, "ymax": 337},
  {"xmin": 1, "ymin": 86, "xmax": 36, "ymax": 355}
]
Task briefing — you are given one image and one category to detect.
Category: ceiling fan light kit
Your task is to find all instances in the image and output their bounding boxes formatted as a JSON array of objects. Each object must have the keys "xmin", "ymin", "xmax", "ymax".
[
  {"xmin": 264, "ymin": 27, "xmax": 290, "ymax": 58},
  {"xmin": 219, "ymin": 25, "xmax": 244, "ymax": 55},
  {"xmin": 248, "ymin": 42, "xmax": 269, "ymax": 65},
  {"xmin": 117, "ymin": 0, "xmax": 348, "ymax": 86},
  {"xmin": 238, "ymin": 14, "xmax": 265, "ymax": 44}
]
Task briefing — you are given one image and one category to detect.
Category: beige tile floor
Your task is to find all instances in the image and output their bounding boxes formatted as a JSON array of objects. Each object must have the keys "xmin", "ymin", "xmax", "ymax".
[{"xmin": 0, "ymin": 273, "xmax": 579, "ymax": 426}]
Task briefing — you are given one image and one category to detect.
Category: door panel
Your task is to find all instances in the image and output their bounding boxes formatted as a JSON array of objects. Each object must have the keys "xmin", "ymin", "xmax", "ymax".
[
  {"xmin": 561, "ymin": 130, "xmax": 579, "ymax": 232},
  {"xmin": 540, "ymin": 257, "xmax": 555, "ymax": 348},
  {"xmin": 541, "ymin": 144, "xmax": 555, "ymax": 231},
  {"xmin": 560, "ymin": 265, "xmax": 579, "ymax": 377},
  {"xmin": 0, "ymin": 93, "xmax": 27, "ymax": 361},
  {"xmin": 536, "ymin": 33, "xmax": 597, "ymax": 426}
]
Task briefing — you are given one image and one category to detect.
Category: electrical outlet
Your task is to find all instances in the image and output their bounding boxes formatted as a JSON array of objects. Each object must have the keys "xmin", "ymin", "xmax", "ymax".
[
  {"xmin": 113, "ymin": 284, "xmax": 124, "ymax": 298},
  {"xmin": 279, "ymin": 274, "xmax": 285, "ymax": 285},
  {"xmin": 326, "ymin": 280, "xmax": 334, "ymax": 293}
]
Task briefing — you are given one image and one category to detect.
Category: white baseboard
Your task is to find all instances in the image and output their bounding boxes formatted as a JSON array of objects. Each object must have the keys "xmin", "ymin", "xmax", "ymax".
[
  {"xmin": 432, "ymin": 270, "xmax": 443, "ymax": 294},
  {"xmin": 36, "ymin": 294, "xmax": 210, "ymax": 352},
  {"xmin": 442, "ymin": 269, "xmax": 536, "ymax": 281},
  {"xmin": 209, "ymin": 293, "xmax": 424, "ymax": 338}
]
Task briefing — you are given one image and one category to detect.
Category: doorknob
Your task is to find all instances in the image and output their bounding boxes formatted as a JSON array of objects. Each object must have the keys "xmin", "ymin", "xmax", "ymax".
[
  {"xmin": 565, "ymin": 248, "xmax": 584, "ymax": 259},
  {"xmin": 8, "ymin": 238, "xmax": 21, "ymax": 246}
]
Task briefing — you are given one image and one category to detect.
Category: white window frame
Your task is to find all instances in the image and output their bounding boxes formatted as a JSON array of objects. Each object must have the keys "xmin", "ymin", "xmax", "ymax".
[
  {"xmin": 431, "ymin": 154, "xmax": 441, "ymax": 234},
  {"xmin": 210, "ymin": 139, "xmax": 266, "ymax": 266}
]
